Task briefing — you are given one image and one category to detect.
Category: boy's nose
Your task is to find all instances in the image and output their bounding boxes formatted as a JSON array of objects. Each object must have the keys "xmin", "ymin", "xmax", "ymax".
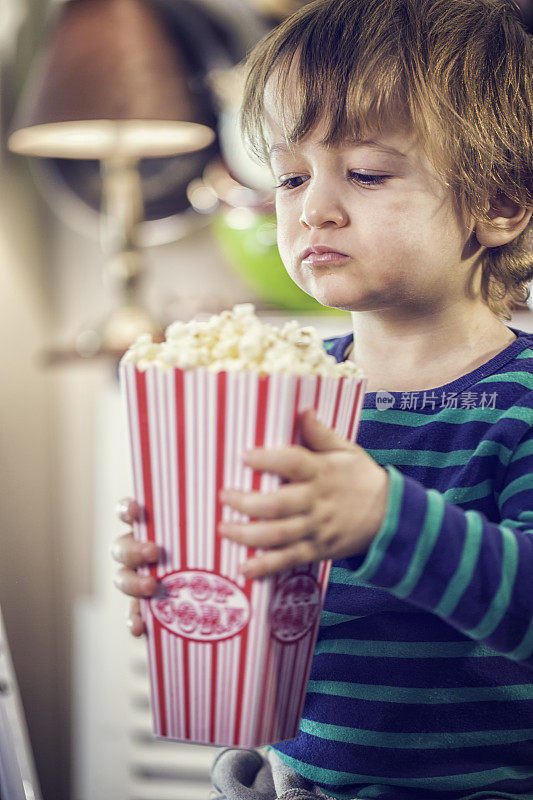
[{"xmin": 299, "ymin": 188, "xmax": 348, "ymax": 229}]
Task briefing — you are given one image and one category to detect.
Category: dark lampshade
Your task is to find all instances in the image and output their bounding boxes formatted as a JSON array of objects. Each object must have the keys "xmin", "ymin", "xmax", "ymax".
[{"xmin": 8, "ymin": 0, "xmax": 215, "ymax": 159}]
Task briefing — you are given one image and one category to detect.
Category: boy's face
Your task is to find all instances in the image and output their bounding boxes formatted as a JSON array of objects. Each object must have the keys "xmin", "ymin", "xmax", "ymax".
[{"xmin": 264, "ymin": 77, "xmax": 480, "ymax": 315}]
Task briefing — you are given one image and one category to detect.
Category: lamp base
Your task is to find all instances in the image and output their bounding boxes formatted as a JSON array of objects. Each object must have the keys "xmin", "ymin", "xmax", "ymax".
[
  {"xmin": 76, "ymin": 305, "xmax": 163, "ymax": 358},
  {"xmin": 39, "ymin": 305, "xmax": 163, "ymax": 367}
]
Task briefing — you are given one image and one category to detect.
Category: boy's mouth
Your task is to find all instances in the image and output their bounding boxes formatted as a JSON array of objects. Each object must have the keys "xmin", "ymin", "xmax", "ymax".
[{"xmin": 300, "ymin": 245, "xmax": 350, "ymax": 265}]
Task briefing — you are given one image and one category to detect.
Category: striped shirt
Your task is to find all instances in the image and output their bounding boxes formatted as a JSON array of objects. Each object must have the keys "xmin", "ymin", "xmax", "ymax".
[{"xmin": 271, "ymin": 325, "xmax": 533, "ymax": 800}]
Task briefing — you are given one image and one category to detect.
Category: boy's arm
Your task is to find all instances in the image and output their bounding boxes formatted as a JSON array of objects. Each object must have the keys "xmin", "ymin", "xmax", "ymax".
[
  {"xmin": 219, "ymin": 403, "xmax": 533, "ymax": 669},
  {"xmin": 348, "ymin": 412, "xmax": 533, "ymax": 669}
]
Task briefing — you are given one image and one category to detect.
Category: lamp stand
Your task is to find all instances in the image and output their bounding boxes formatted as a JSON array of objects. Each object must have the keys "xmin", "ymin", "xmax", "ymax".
[{"xmin": 75, "ymin": 156, "xmax": 163, "ymax": 357}]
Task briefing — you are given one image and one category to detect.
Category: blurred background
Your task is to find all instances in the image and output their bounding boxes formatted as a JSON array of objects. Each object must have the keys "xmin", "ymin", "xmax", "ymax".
[{"xmin": 0, "ymin": 1, "xmax": 531, "ymax": 798}]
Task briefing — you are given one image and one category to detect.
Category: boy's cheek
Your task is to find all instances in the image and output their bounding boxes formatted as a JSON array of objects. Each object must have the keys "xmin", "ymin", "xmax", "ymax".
[{"xmin": 275, "ymin": 232, "xmax": 292, "ymax": 267}]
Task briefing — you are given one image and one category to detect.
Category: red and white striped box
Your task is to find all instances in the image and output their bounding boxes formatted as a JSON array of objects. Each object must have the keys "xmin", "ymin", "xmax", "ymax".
[{"xmin": 120, "ymin": 363, "xmax": 366, "ymax": 747}]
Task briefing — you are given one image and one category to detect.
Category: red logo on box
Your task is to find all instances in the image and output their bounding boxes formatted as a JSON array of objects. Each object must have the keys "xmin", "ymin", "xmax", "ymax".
[
  {"xmin": 151, "ymin": 570, "xmax": 250, "ymax": 642},
  {"xmin": 269, "ymin": 574, "xmax": 321, "ymax": 643}
]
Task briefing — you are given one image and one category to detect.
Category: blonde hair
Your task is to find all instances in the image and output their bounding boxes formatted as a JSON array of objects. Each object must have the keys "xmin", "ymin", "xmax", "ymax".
[{"xmin": 240, "ymin": 0, "xmax": 533, "ymax": 319}]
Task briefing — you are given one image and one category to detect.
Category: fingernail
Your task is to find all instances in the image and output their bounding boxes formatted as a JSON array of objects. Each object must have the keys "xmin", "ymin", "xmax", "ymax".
[
  {"xmin": 116, "ymin": 498, "xmax": 138, "ymax": 522},
  {"xmin": 126, "ymin": 617, "xmax": 134, "ymax": 629},
  {"xmin": 141, "ymin": 543, "xmax": 157, "ymax": 560},
  {"xmin": 141, "ymin": 577, "xmax": 155, "ymax": 594},
  {"xmin": 116, "ymin": 499, "xmax": 130, "ymax": 519}
]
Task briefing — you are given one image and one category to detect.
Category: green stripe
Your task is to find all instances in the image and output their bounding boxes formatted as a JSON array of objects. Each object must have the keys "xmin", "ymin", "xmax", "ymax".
[
  {"xmin": 518, "ymin": 509, "xmax": 533, "ymax": 522},
  {"xmin": 299, "ymin": 717, "xmax": 532, "ymax": 749},
  {"xmin": 465, "ymin": 527, "xmax": 519, "ymax": 639},
  {"xmin": 478, "ymin": 370, "xmax": 533, "ymax": 390},
  {"xmin": 507, "ymin": 405, "xmax": 533, "ymax": 424},
  {"xmin": 508, "ymin": 438, "xmax": 533, "ymax": 464},
  {"xmin": 362, "ymin": 404, "xmax": 533, "ymax": 427},
  {"xmin": 392, "ymin": 490, "xmax": 445, "ymax": 599},
  {"xmin": 353, "ymin": 465, "xmax": 403, "ymax": 583},
  {"xmin": 271, "ymin": 750, "xmax": 533, "ymax": 796},
  {"xmin": 517, "ymin": 347, "xmax": 533, "ymax": 359},
  {"xmin": 329, "ymin": 566, "xmax": 372, "ymax": 586},
  {"xmin": 435, "ymin": 511, "xmax": 483, "ymax": 617},
  {"xmin": 313, "ymin": 639, "xmax": 499, "ymax": 658},
  {"xmin": 442, "ymin": 479, "xmax": 492, "ymax": 504},
  {"xmin": 320, "ymin": 610, "xmax": 366, "ymax": 626},
  {"xmin": 498, "ymin": 473, "xmax": 533, "ymax": 506},
  {"xmin": 366, "ymin": 439, "xmax": 512, "ymax": 468},
  {"xmin": 506, "ymin": 613, "xmax": 533, "ymax": 661},
  {"xmin": 362, "ymin": 408, "xmax": 500, "ymax": 426},
  {"xmin": 305, "ymin": 679, "xmax": 533, "ymax": 703}
]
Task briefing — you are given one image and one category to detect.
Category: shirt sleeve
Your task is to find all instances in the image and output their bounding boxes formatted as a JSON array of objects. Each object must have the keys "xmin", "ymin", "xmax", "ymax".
[{"xmin": 348, "ymin": 420, "xmax": 533, "ymax": 669}]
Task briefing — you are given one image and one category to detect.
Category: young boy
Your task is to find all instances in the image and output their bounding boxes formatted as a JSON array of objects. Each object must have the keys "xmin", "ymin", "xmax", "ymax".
[{"xmin": 113, "ymin": 0, "xmax": 533, "ymax": 797}]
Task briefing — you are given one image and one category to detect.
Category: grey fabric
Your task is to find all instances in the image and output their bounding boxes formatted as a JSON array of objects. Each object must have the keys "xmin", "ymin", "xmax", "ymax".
[
  {"xmin": 211, "ymin": 748, "xmax": 276, "ymax": 800},
  {"xmin": 210, "ymin": 748, "xmax": 330, "ymax": 800},
  {"xmin": 267, "ymin": 749, "xmax": 322, "ymax": 797}
]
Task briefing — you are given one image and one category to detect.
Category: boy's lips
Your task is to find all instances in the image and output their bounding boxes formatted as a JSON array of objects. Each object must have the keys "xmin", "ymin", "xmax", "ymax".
[{"xmin": 300, "ymin": 245, "xmax": 350, "ymax": 265}]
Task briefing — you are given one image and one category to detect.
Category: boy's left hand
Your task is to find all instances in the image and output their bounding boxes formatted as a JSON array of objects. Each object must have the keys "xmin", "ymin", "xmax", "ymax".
[{"xmin": 218, "ymin": 408, "xmax": 389, "ymax": 578}]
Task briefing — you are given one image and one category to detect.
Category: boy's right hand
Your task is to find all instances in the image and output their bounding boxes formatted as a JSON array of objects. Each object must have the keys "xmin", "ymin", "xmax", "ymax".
[{"xmin": 112, "ymin": 498, "xmax": 161, "ymax": 637}]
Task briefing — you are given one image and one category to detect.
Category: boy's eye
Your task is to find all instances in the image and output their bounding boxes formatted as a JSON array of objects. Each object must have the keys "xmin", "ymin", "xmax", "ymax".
[
  {"xmin": 349, "ymin": 171, "xmax": 388, "ymax": 186},
  {"xmin": 274, "ymin": 175, "xmax": 308, "ymax": 190}
]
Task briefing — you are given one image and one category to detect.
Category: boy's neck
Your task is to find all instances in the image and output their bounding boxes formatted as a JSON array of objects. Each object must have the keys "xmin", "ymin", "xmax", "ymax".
[{"xmin": 348, "ymin": 303, "xmax": 517, "ymax": 393}]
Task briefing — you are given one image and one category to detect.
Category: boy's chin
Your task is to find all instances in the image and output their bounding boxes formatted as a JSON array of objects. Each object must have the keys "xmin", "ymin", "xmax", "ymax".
[
  {"xmin": 306, "ymin": 289, "xmax": 376, "ymax": 313},
  {"xmin": 292, "ymin": 272, "xmax": 383, "ymax": 313}
]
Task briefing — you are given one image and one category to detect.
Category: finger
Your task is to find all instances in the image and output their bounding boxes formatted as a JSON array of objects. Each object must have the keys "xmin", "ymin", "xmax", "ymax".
[
  {"xmin": 113, "ymin": 565, "xmax": 158, "ymax": 598},
  {"xmin": 126, "ymin": 599, "xmax": 146, "ymax": 638},
  {"xmin": 300, "ymin": 408, "xmax": 353, "ymax": 453},
  {"xmin": 219, "ymin": 482, "xmax": 312, "ymax": 520},
  {"xmin": 240, "ymin": 539, "xmax": 318, "ymax": 579},
  {"xmin": 111, "ymin": 532, "xmax": 160, "ymax": 568},
  {"xmin": 219, "ymin": 513, "xmax": 311, "ymax": 548},
  {"xmin": 116, "ymin": 497, "xmax": 141, "ymax": 524},
  {"xmin": 242, "ymin": 446, "xmax": 316, "ymax": 482}
]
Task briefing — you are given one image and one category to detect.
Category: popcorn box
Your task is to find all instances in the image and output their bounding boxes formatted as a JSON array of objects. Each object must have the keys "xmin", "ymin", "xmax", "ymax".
[{"xmin": 120, "ymin": 363, "xmax": 366, "ymax": 747}]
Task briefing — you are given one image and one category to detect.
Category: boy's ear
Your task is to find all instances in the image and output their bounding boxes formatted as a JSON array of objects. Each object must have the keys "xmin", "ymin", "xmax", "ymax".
[{"xmin": 475, "ymin": 193, "xmax": 532, "ymax": 247}]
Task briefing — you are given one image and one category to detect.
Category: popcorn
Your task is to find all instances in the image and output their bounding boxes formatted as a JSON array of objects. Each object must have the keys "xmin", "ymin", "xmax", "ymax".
[{"xmin": 121, "ymin": 304, "xmax": 363, "ymax": 379}]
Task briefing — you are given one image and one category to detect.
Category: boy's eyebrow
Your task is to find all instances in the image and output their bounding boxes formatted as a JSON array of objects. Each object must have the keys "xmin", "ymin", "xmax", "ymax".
[
  {"xmin": 268, "ymin": 140, "xmax": 408, "ymax": 160},
  {"xmin": 268, "ymin": 142, "xmax": 294, "ymax": 159}
]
